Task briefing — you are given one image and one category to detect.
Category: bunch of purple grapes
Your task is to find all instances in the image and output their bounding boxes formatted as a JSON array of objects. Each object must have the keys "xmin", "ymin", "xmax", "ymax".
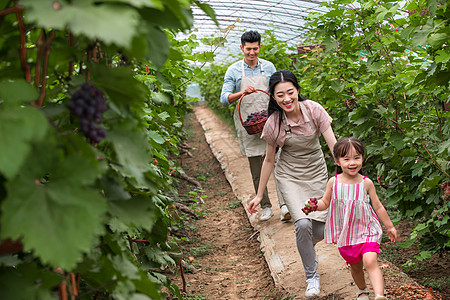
[
  {"xmin": 302, "ymin": 197, "xmax": 318, "ymax": 215},
  {"xmin": 244, "ymin": 110, "xmax": 268, "ymax": 125},
  {"xmin": 68, "ymin": 83, "xmax": 107, "ymax": 144}
]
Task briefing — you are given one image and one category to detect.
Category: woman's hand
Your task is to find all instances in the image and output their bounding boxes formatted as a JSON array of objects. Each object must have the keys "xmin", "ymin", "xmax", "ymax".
[
  {"xmin": 248, "ymin": 196, "xmax": 262, "ymax": 214},
  {"xmin": 387, "ymin": 227, "xmax": 399, "ymax": 243}
]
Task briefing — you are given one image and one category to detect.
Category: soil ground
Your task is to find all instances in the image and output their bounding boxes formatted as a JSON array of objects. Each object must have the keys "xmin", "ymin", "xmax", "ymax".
[{"xmin": 166, "ymin": 106, "xmax": 448, "ymax": 300}]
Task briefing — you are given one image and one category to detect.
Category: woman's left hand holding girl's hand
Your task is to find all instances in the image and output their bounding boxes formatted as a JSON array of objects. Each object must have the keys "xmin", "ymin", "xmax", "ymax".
[{"xmin": 387, "ymin": 227, "xmax": 399, "ymax": 242}]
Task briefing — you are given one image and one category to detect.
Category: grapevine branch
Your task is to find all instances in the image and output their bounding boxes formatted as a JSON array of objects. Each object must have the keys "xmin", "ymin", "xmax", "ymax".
[
  {"xmin": 391, "ymin": 119, "xmax": 449, "ymax": 178},
  {"xmin": 175, "ymin": 23, "xmax": 235, "ymax": 90},
  {"xmin": 35, "ymin": 30, "xmax": 44, "ymax": 87},
  {"xmin": 179, "ymin": 260, "xmax": 187, "ymax": 293},
  {"xmin": 35, "ymin": 30, "xmax": 55, "ymax": 107},
  {"xmin": 0, "ymin": 6, "xmax": 31, "ymax": 82},
  {"xmin": 435, "ymin": 104, "xmax": 443, "ymax": 143},
  {"xmin": 421, "ymin": 142, "xmax": 449, "ymax": 178},
  {"xmin": 68, "ymin": 31, "xmax": 73, "ymax": 76},
  {"xmin": 127, "ymin": 235, "xmax": 136, "ymax": 258}
]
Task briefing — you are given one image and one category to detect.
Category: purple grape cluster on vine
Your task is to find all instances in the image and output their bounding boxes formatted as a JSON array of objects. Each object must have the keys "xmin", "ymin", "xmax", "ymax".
[
  {"xmin": 302, "ymin": 197, "xmax": 318, "ymax": 215},
  {"xmin": 68, "ymin": 83, "xmax": 107, "ymax": 144},
  {"xmin": 244, "ymin": 110, "xmax": 268, "ymax": 125}
]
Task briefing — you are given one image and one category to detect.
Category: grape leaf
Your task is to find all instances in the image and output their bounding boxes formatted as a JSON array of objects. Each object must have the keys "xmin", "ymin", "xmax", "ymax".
[
  {"xmin": 108, "ymin": 196, "xmax": 158, "ymax": 231},
  {"xmin": 106, "ymin": 0, "xmax": 163, "ymax": 9},
  {"xmin": 0, "ymin": 106, "xmax": 49, "ymax": 179},
  {"xmin": 1, "ymin": 152, "xmax": 107, "ymax": 269},
  {"xmin": 0, "ymin": 262, "xmax": 61, "ymax": 300},
  {"xmin": 21, "ymin": 0, "xmax": 139, "ymax": 48},
  {"xmin": 89, "ymin": 64, "xmax": 147, "ymax": 107},
  {"xmin": 108, "ymin": 121, "xmax": 154, "ymax": 188},
  {"xmin": 145, "ymin": 26, "xmax": 170, "ymax": 69},
  {"xmin": 0, "ymin": 79, "xmax": 38, "ymax": 105}
]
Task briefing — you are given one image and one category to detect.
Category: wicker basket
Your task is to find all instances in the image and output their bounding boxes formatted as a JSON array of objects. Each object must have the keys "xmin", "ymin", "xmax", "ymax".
[{"xmin": 238, "ymin": 89, "xmax": 270, "ymax": 135}]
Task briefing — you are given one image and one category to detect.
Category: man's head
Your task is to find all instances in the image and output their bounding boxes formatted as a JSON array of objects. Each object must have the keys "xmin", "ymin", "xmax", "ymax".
[
  {"xmin": 240, "ymin": 31, "xmax": 261, "ymax": 65},
  {"xmin": 241, "ymin": 30, "xmax": 261, "ymax": 46}
]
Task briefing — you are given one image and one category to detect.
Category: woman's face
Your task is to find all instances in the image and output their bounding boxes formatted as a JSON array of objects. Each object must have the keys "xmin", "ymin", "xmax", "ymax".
[{"xmin": 273, "ymin": 81, "xmax": 299, "ymax": 113}]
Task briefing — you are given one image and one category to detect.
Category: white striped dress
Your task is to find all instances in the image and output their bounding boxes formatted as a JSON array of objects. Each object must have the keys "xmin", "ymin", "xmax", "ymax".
[{"xmin": 325, "ymin": 174, "xmax": 383, "ymax": 247}]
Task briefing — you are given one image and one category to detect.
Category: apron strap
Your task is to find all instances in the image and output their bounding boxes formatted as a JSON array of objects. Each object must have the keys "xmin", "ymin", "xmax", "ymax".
[
  {"xmin": 241, "ymin": 59, "xmax": 264, "ymax": 78},
  {"xmin": 281, "ymin": 112, "xmax": 292, "ymax": 135}
]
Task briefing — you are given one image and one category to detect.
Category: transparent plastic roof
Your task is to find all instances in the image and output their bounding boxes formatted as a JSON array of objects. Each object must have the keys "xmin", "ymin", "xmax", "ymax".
[{"xmin": 190, "ymin": 0, "xmax": 329, "ymax": 62}]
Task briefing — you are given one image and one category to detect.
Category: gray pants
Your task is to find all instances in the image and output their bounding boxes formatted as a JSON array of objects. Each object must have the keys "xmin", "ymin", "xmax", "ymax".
[
  {"xmin": 248, "ymin": 156, "xmax": 271, "ymax": 208},
  {"xmin": 295, "ymin": 219, "xmax": 325, "ymax": 280}
]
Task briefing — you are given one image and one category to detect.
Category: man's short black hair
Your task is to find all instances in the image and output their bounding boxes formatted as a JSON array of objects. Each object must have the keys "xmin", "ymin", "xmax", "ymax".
[{"xmin": 241, "ymin": 30, "xmax": 261, "ymax": 46}]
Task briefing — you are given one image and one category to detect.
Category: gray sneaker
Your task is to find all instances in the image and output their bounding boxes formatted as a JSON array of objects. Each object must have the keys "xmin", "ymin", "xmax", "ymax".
[
  {"xmin": 260, "ymin": 207, "xmax": 273, "ymax": 221},
  {"xmin": 280, "ymin": 205, "xmax": 291, "ymax": 221},
  {"xmin": 305, "ymin": 275, "xmax": 320, "ymax": 297}
]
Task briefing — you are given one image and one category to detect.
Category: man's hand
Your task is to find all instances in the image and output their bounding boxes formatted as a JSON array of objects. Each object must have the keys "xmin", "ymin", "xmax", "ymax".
[{"xmin": 243, "ymin": 85, "xmax": 257, "ymax": 95}]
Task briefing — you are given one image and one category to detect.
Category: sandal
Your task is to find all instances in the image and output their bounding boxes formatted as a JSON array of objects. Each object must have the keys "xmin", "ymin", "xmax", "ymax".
[
  {"xmin": 375, "ymin": 295, "xmax": 387, "ymax": 300},
  {"xmin": 356, "ymin": 287, "xmax": 369, "ymax": 300}
]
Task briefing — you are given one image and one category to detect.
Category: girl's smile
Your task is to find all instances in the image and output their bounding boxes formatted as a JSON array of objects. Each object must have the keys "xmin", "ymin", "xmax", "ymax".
[{"xmin": 335, "ymin": 145, "xmax": 363, "ymax": 179}]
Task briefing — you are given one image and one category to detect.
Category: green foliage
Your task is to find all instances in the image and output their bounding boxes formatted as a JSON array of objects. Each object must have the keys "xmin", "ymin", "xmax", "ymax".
[
  {"xmin": 295, "ymin": 0, "xmax": 449, "ymax": 252},
  {"xmin": 0, "ymin": 0, "xmax": 218, "ymax": 298},
  {"xmin": 197, "ymin": 0, "xmax": 449, "ymax": 253}
]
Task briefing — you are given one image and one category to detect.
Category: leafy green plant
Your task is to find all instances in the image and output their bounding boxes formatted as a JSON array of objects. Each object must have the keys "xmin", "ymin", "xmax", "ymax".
[
  {"xmin": 189, "ymin": 243, "xmax": 216, "ymax": 258},
  {"xmin": 226, "ymin": 199, "xmax": 242, "ymax": 210},
  {"xmin": 296, "ymin": 0, "xmax": 449, "ymax": 253},
  {"xmin": 0, "ymin": 0, "xmax": 219, "ymax": 299},
  {"xmin": 419, "ymin": 276, "xmax": 449, "ymax": 291}
]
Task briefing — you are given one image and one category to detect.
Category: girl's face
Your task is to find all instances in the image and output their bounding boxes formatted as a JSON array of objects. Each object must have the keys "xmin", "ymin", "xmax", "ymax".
[
  {"xmin": 273, "ymin": 81, "xmax": 299, "ymax": 113},
  {"xmin": 335, "ymin": 145, "xmax": 363, "ymax": 176}
]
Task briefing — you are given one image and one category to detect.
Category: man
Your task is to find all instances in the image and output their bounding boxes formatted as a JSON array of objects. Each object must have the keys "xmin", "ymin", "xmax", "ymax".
[{"xmin": 220, "ymin": 30, "xmax": 290, "ymax": 222}]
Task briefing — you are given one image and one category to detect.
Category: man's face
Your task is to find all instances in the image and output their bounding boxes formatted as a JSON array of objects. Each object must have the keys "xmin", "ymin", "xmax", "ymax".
[{"xmin": 240, "ymin": 41, "xmax": 261, "ymax": 63}]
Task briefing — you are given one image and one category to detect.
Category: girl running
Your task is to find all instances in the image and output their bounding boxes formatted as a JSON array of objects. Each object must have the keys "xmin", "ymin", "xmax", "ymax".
[{"xmin": 304, "ymin": 137, "xmax": 398, "ymax": 300}]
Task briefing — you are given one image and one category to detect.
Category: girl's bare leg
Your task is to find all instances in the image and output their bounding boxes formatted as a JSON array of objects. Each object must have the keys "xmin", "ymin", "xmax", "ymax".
[
  {"xmin": 363, "ymin": 252, "xmax": 385, "ymax": 296},
  {"xmin": 350, "ymin": 260, "xmax": 366, "ymax": 289}
]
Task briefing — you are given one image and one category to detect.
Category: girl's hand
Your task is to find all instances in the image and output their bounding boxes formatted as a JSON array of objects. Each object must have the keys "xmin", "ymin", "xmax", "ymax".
[
  {"xmin": 248, "ymin": 197, "xmax": 261, "ymax": 214},
  {"xmin": 302, "ymin": 198, "xmax": 318, "ymax": 215},
  {"xmin": 387, "ymin": 227, "xmax": 399, "ymax": 242}
]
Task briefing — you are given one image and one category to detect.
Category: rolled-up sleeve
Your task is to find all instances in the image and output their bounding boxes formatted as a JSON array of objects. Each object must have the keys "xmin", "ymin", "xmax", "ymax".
[
  {"xmin": 220, "ymin": 68, "xmax": 235, "ymax": 105},
  {"xmin": 261, "ymin": 113, "xmax": 283, "ymax": 147}
]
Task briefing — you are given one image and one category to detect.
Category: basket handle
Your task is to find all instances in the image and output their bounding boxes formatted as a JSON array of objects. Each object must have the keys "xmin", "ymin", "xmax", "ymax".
[{"xmin": 237, "ymin": 88, "xmax": 270, "ymax": 125}]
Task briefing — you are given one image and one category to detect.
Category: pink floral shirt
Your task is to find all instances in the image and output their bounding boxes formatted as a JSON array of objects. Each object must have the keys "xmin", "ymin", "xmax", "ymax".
[{"xmin": 261, "ymin": 99, "xmax": 332, "ymax": 147}]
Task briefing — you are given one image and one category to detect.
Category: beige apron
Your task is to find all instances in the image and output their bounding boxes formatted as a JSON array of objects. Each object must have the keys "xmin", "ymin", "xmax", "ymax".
[
  {"xmin": 275, "ymin": 101, "xmax": 329, "ymax": 222},
  {"xmin": 233, "ymin": 60, "xmax": 269, "ymax": 157}
]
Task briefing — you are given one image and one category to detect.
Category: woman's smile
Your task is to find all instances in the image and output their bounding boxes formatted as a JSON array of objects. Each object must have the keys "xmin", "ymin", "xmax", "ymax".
[{"xmin": 274, "ymin": 81, "xmax": 299, "ymax": 113}]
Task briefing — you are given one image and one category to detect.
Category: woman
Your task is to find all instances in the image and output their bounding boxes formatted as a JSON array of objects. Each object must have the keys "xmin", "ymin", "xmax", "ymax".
[{"xmin": 248, "ymin": 70, "xmax": 337, "ymax": 297}]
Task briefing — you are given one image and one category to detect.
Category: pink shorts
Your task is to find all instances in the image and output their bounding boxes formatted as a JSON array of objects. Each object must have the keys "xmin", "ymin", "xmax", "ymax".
[{"xmin": 338, "ymin": 242, "xmax": 379, "ymax": 265}]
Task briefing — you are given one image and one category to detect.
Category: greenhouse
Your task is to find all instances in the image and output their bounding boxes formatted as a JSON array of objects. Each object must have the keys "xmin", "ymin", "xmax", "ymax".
[{"xmin": 0, "ymin": 0, "xmax": 448, "ymax": 299}]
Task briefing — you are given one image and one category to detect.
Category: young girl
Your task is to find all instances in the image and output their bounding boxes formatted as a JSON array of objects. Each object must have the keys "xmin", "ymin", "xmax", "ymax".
[{"xmin": 303, "ymin": 137, "xmax": 398, "ymax": 300}]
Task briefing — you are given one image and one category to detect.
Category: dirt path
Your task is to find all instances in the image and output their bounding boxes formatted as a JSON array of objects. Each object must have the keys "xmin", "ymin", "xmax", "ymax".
[
  {"xmin": 167, "ymin": 105, "xmax": 443, "ymax": 300},
  {"xmin": 169, "ymin": 111, "xmax": 281, "ymax": 299}
]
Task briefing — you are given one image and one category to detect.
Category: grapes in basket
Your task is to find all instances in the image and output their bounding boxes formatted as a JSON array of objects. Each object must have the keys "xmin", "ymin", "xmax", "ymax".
[{"xmin": 244, "ymin": 110, "xmax": 268, "ymax": 125}]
